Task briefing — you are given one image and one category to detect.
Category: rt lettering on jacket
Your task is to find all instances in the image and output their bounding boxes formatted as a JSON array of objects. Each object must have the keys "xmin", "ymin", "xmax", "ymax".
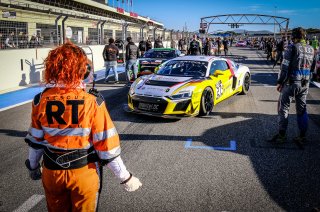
[{"xmin": 45, "ymin": 96, "xmax": 86, "ymax": 125}]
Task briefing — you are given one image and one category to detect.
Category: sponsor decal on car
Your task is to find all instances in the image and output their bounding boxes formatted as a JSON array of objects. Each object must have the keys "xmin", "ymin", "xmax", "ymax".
[
  {"xmin": 216, "ymin": 80, "xmax": 224, "ymax": 100},
  {"xmin": 152, "ymin": 75, "xmax": 191, "ymax": 82}
]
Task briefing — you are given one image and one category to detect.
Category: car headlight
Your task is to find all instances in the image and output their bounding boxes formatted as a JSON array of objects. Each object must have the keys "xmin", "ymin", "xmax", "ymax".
[
  {"xmin": 169, "ymin": 91, "xmax": 193, "ymax": 100},
  {"xmin": 129, "ymin": 78, "xmax": 144, "ymax": 95},
  {"xmin": 129, "ymin": 87, "xmax": 135, "ymax": 95}
]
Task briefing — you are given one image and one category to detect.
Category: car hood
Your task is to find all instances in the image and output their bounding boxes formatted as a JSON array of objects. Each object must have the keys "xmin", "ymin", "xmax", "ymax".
[
  {"xmin": 138, "ymin": 58, "xmax": 169, "ymax": 65},
  {"xmin": 132, "ymin": 75, "xmax": 202, "ymax": 97}
]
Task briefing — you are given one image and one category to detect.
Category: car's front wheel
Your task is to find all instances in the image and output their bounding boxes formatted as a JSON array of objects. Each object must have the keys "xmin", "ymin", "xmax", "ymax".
[
  {"xmin": 240, "ymin": 73, "xmax": 250, "ymax": 95},
  {"xmin": 199, "ymin": 87, "xmax": 214, "ymax": 116}
]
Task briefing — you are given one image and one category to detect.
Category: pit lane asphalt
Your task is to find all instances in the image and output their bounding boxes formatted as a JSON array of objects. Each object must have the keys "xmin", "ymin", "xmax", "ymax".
[{"xmin": 0, "ymin": 47, "xmax": 320, "ymax": 212}]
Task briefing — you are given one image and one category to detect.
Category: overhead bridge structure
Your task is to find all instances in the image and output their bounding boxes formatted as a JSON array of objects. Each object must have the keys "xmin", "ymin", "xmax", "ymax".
[{"xmin": 200, "ymin": 14, "xmax": 290, "ymax": 37}]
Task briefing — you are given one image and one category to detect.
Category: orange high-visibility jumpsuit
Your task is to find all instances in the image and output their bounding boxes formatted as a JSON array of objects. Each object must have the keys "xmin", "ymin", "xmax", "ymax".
[{"xmin": 26, "ymin": 87, "xmax": 122, "ymax": 212}]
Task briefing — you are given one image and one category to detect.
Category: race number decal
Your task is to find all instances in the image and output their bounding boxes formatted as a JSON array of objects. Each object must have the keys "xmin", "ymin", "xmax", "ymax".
[{"xmin": 216, "ymin": 80, "xmax": 223, "ymax": 100}]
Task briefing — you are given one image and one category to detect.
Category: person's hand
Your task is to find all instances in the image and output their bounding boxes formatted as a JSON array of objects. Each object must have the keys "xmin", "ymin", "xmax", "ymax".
[
  {"xmin": 276, "ymin": 84, "xmax": 282, "ymax": 92},
  {"xmin": 122, "ymin": 174, "xmax": 142, "ymax": 192},
  {"xmin": 25, "ymin": 159, "xmax": 42, "ymax": 180}
]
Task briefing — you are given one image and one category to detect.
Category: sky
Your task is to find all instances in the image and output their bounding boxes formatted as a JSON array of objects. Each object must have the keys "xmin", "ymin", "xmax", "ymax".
[{"xmin": 109, "ymin": 0, "xmax": 320, "ymax": 32}]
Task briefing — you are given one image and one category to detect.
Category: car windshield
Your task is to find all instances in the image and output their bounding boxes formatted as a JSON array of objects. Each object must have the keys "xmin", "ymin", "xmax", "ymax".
[
  {"xmin": 157, "ymin": 60, "xmax": 208, "ymax": 77},
  {"xmin": 143, "ymin": 50, "xmax": 175, "ymax": 58}
]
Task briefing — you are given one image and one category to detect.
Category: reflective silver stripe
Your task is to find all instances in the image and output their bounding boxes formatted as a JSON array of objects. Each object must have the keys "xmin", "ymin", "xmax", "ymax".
[
  {"xmin": 93, "ymin": 127, "xmax": 118, "ymax": 142},
  {"xmin": 29, "ymin": 127, "xmax": 44, "ymax": 138},
  {"xmin": 25, "ymin": 134, "xmax": 92, "ymax": 150},
  {"xmin": 282, "ymin": 59, "xmax": 290, "ymax": 66},
  {"xmin": 96, "ymin": 146, "xmax": 121, "ymax": 160},
  {"xmin": 42, "ymin": 126, "xmax": 91, "ymax": 137},
  {"xmin": 26, "ymin": 134, "xmax": 49, "ymax": 145}
]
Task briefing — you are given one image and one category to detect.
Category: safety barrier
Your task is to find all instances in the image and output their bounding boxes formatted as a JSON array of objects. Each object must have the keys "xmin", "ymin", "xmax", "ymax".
[{"xmin": 0, "ymin": 41, "xmax": 174, "ymax": 92}]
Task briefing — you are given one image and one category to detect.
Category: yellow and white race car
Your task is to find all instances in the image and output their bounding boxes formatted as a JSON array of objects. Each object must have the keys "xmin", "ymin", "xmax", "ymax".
[{"xmin": 125, "ymin": 56, "xmax": 250, "ymax": 118}]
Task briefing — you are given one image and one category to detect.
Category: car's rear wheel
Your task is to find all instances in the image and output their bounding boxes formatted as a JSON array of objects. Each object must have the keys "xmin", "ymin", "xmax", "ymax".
[
  {"xmin": 199, "ymin": 87, "xmax": 214, "ymax": 116},
  {"xmin": 240, "ymin": 73, "xmax": 250, "ymax": 95}
]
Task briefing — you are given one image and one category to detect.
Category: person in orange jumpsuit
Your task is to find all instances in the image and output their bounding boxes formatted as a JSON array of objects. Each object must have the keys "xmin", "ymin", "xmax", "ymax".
[{"xmin": 24, "ymin": 42, "xmax": 142, "ymax": 212}]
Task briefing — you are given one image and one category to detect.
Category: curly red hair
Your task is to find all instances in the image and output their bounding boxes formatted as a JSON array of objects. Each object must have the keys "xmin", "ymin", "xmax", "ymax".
[{"xmin": 44, "ymin": 42, "xmax": 89, "ymax": 88}]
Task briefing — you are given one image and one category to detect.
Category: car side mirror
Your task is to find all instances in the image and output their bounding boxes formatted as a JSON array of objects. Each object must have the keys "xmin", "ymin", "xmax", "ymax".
[
  {"xmin": 154, "ymin": 66, "xmax": 160, "ymax": 73},
  {"xmin": 213, "ymin": 70, "xmax": 224, "ymax": 77}
]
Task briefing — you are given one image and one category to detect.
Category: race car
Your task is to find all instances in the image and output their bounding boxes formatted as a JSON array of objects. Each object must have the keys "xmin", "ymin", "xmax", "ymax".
[
  {"xmin": 236, "ymin": 41, "xmax": 247, "ymax": 47},
  {"xmin": 136, "ymin": 48, "xmax": 182, "ymax": 78},
  {"xmin": 125, "ymin": 56, "xmax": 251, "ymax": 118}
]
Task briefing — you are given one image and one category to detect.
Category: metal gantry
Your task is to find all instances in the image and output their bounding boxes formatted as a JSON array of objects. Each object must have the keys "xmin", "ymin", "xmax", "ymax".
[{"xmin": 200, "ymin": 14, "xmax": 290, "ymax": 37}]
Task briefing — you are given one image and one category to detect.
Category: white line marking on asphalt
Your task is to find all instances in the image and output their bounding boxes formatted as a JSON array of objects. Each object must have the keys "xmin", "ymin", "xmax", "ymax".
[
  {"xmin": 261, "ymin": 84, "xmax": 276, "ymax": 87},
  {"xmin": 13, "ymin": 194, "xmax": 45, "ymax": 212},
  {"xmin": 311, "ymin": 81, "xmax": 320, "ymax": 88},
  {"xmin": 0, "ymin": 100, "xmax": 32, "ymax": 112}
]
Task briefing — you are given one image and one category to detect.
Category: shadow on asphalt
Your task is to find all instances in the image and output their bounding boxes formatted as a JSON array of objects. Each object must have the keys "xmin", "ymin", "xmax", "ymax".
[
  {"xmin": 119, "ymin": 112, "xmax": 320, "ymax": 211},
  {"xmin": 251, "ymin": 72, "xmax": 277, "ymax": 86},
  {"xmin": 261, "ymin": 99, "xmax": 320, "ymax": 105},
  {"xmin": 0, "ymin": 129, "xmax": 27, "ymax": 138}
]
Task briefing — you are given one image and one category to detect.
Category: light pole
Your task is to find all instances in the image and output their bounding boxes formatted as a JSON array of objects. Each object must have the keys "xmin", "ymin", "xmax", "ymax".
[{"xmin": 274, "ymin": 6, "xmax": 277, "ymax": 39}]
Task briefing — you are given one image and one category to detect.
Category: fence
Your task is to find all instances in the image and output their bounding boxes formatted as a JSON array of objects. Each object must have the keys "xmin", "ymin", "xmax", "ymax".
[{"xmin": 0, "ymin": 0, "xmax": 195, "ymax": 50}]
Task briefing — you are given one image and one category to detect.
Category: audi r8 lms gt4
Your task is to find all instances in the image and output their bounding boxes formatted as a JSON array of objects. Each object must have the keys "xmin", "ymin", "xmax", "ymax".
[
  {"xmin": 135, "ymin": 48, "xmax": 183, "ymax": 78},
  {"xmin": 125, "ymin": 56, "xmax": 251, "ymax": 118}
]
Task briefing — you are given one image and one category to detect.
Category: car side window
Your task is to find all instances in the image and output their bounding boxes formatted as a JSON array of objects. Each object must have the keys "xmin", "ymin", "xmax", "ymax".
[
  {"xmin": 220, "ymin": 61, "xmax": 229, "ymax": 71},
  {"xmin": 210, "ymin": 61, "xmax": 218, "ymax": 75},
  {"xmin": 230, "ymin": 61, "xmax": 238, "ymax": 71},
  {"xmin": 209, "ymin": 60, "xmax": 228, "ymax": 75}
]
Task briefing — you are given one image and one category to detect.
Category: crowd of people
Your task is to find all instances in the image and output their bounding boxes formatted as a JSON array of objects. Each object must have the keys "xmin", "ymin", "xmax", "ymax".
[
  {"xmin": 0, "ymin": 31, "xmax": 42, "ymax": 49},
  {"xmin": 177, "ymin": 35, "xmax": 232, "ymax": 56},
  {"xmin": 248, "ymin": 35, "xmax": 320, "ymax": 81},
  {"xmin": 102, "ymin": 35, "xmax": 234, "ymax": 85}
]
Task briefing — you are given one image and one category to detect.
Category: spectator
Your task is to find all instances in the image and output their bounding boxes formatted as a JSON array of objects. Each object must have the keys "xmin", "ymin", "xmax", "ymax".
[
  {"xmin": 170, "ymin": 38, "xmax": 176, "ymax": 49},
  {"xmin": 146, "ymin": 37, "xmax": 152, "ymax": 51},
  {"xmin": 5, "ymin": 32, "xmax": 16, "ymax": 48},
  {"xmin": 188, "ymin": 34, "xmax": 202, "ymax": 55},
  {"xmin": 222, "ymin": 37, "xmax": 229, "ymax": 56},
  {"xmin": 19, "ymin": 32, "xmax": 28, "ymax": 48},
  {"xmin": 311, "ymin": 36, "xmax": 319, "ymax": 51},
  {"xmin": 273, "ymin": 37, "xmax": 286, "ymax": 68},
  {"xmin": 0, "ymin": 33, "xmax": 4, "ymax": 49},
  {"xmin": 204, "ymin": 37, "xmax": 212, "ymax": 56},
  {"xmin": 266, "ymin": 38, "xmax": 273, "ymax": 61},
  {"xmin": 178, "ymin": 37, "xmax": 187, "ymax": 54},
  {"xmin": 103, "ymin": 38, "xmax": 119, "ymax": 83},
  {"xmin": 125, "ymin": 37, "xmax": 139, "ymax": 84},
  {"xmin": 216, "ymin": 37, "xmax": 222, "ymax": 56},
  {"xmin": 29, "ymin": 33, "xmax": 37, "ymax": 48},
  {"xmin": 154, "ymin": 36, "xmax": 163, "ymax": 48},
  {"xmin": 138, "ymin": 37, "xmax": 147, "ymax": 57}
]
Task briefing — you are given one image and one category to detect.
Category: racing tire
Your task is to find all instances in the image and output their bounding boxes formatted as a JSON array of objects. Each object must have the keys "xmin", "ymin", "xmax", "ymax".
[
  {"xmin": 240, "ymin": 73, "xmax": 250, "ymax": 95},
  {"xmin": 199, "ymin": 87, "xmax": 214, "ymax": 116}
]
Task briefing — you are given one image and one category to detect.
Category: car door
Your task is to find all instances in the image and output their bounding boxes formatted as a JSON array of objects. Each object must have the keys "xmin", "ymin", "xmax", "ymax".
[{"xmin": 209, "ymin": 60, "xmax": 233, "ymax": 103}]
